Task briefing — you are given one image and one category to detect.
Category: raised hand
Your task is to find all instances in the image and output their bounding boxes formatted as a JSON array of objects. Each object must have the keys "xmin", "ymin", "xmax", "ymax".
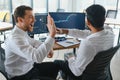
[
  {"xmin": 56, "ymin": 28, "xmax": 68, "ymax": 34},
  {"xmin": 47, "ymin": 15, "xmax": 56, "ymax": 38}
]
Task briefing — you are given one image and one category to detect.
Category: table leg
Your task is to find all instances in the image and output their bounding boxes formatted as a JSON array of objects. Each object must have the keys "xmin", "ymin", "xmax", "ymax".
[{"xmin": 73, "ymin": 48, "xmax": 76, "ymax": 54}]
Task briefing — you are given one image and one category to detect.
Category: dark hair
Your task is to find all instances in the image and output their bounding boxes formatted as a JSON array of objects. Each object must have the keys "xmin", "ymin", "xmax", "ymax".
[
  {"xmin": 86, "ymin": 4, "xmax": 106, "ymax": 29},
  {"xmin": 14, "ymin": 5, "xmax": 33, "ymax": 22}
]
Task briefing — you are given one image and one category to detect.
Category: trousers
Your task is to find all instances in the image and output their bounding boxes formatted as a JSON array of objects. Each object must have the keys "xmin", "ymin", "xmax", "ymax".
[
  {"xmin": 10, "ymin": 62, "xmax": 59, "ymax": 80},
  {"xmin": 54, "ymin": 60, "xmax": 82, "ymax": 80}
]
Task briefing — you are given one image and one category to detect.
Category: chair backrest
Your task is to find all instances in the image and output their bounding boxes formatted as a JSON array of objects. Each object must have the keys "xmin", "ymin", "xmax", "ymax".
[
  {"xmin": 12, "ymin": 14, "xmax": 16, "ymax": 27},
  {"xmin": 83, "ymin": 44, "xmax": 120, "ymax": 80},
  {"xmin": 0, "ymin": 47, "xmax": 8, "ymax": 80},
  {"xmin": 3, "ymin": 13, "xmax": 8, "ymax": 22}
]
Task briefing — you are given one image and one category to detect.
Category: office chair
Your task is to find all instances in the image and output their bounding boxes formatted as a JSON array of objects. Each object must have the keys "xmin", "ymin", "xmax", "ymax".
[
  {"xmin": 2, "ymin": 13, "xmax": 8, "ymax": 22},
  {"xmin": 64, "ymin": 44, "xmax": 120, "ymax": 80},
  {"xmin": 0, "ymin": 46, "xmax": 8, "ymax": 80},
  {"xmin": 0, "ymin": 13, "xmax": 8, "ymax": 40},
  {"xmin": 11, "ymin": 14, "xmax": 15, "ymax": 27}
]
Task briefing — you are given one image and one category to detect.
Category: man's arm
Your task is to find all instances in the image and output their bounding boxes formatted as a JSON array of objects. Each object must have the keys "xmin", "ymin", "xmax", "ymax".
[
  {"xmin": 68, "ymin": 40, "xmax": 96, "ymax": 76},
  {"xmin": 8, "ymin": 15, "xmax": 56, "ymax": 63},
  {"xmin": 56, "ymin": 28, "xmax": 91, "ymax": 39}
]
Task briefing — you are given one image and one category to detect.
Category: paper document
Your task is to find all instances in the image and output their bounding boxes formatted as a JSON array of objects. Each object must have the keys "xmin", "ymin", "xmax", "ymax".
[{"xmin": 57, "ymin": 39, "xmax": 80, "ymax": 47}]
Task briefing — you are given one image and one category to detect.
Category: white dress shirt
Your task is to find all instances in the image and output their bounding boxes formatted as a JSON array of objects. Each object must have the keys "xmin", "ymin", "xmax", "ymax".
[
  {"xmin": 4, "ymin": 26, "xmax": 55, "ymax": 78},
  {"xmin": 67, "ymin": 26, "xmax": 115, "ymax": 76}
]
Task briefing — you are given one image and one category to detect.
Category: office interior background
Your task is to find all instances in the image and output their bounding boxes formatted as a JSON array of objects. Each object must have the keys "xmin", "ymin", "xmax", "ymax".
[
  {"xmin": 0, "ymin": 0, "xmax": 120, "ymax": 80},
  {"xmin": 0, "ymin": 0, "xmax": 120, "ymax": 22}
]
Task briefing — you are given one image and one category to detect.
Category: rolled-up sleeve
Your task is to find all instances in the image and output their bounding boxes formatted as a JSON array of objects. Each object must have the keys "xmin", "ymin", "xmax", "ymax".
[
  {"xmin": 32, "ymin": 36, "xmax": 55, "ymax": 63},
  {"xmin": 68, "ymin": 29, "xmax": 91, "ymax": 39},
  {"xmin": 8, "ymin": 36, "xmax": 55, "ymax": 63}
]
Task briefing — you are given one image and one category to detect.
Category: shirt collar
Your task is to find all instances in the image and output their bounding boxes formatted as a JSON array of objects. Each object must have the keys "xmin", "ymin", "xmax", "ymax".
[
  {"xmin": 14, "ymin": 25, "xmax": 28, "ymax": 36},
  {"xmin": 87, "ymin": 30, "xmax": 105, "ymax": 39}
]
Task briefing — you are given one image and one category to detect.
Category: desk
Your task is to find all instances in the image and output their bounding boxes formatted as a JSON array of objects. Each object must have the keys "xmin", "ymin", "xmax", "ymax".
[
  {"xmin": 53, "ymin": 42, "xmax": 79, "ymax": 50},
  {"xmin": 53, "ymin": 38, "xmax": 80, "ymax": 53},
  {"xmin": 53, "ymin": 42, "xmax": 79, "ymax": 53},
  {"xmin": 0, "ymin": 22, "xmax": 13, "ymax": 31},
  {"xmin": 0, "ymin": 22, "xmax": 13, "ymax": 47}
]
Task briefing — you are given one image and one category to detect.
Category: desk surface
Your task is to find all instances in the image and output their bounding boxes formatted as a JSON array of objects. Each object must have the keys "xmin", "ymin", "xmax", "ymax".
[
  {"xmin": 53, "ymin": 42, "xmax": 79, "ymax": 50},
  {"xmin": 105, "ymin": 18, "xmax": 120, "ymax": 26},
  {"xmin": 0, "ymin": 22, "xmax": 13, "ymax": 31}
]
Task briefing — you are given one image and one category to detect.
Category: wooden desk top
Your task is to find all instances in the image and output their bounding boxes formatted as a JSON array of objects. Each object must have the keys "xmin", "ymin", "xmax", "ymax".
[
  {"xmin": 53, "ymin": 42, "xmax": 79, "ymax": 50},
  {"xmin": 0, "ymin": 22, "xmax": 13, "ymax": 31}
]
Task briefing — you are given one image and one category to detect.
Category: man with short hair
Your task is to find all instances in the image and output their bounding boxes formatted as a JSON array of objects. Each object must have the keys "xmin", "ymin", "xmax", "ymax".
[
  {"xmin": 54, "ymin": 4, "xmax": 115, "ymax": 80},
  {"xmin": 4, "ymin": 5, "xmax": 59, "ymax": 80}
]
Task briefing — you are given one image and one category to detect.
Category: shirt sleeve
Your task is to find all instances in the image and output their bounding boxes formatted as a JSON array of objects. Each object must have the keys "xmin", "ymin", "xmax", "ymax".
[
  {"xmin": 27, "ymin": 35, "xmax": 42, "ymax": 48},
  {"xmin": 68, "ymin": 39, "xmax": 96, "ymax": 76},
  {"xmin": 8, "ymin": 35, "xmax": 55, "ymax": 63},
  {"xmin": 68, "ymin": 29, "xmax": 91, "ymax": 39}
]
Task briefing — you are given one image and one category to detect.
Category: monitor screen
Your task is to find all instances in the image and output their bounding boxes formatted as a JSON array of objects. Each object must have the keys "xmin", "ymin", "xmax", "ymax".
[
  {"xmin": 49, "ymin": 12, "xmax": 85, "ymax": 30},
  {"xmin": 29, "ymin": 13, "xmax": 48, "ymax": 34}
]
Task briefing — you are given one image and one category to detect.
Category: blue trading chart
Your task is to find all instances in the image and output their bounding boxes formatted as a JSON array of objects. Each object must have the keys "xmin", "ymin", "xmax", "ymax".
[
  {"xmin": 49, "ymin": 12, "xmax": 85, "ymax": 30},
  {"xmin": 29, "ymin": 13, "xmax": 48, "ymax": 34}
]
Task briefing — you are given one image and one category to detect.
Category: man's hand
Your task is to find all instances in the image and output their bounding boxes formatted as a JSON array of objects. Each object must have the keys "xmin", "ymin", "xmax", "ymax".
[
  {"xmin": 56, "ymin": 28, "xmax": 63, "ymax": 34},
  {"xmin": 56, "ymin": 28, "xmax": 69, "ymax": 34},
  {"xmin": 47, "ymin": 15, "xmax": 56, "ymax": 38},
  {"xmin": 47, "ymin": 50, "xmax": 54, "ymax": 58}
]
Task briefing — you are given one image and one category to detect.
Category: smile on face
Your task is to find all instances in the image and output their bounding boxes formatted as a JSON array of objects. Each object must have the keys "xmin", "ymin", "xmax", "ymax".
[{"xmin": 21, "ymin": 10, "xmax": 35, "ymax": 32}]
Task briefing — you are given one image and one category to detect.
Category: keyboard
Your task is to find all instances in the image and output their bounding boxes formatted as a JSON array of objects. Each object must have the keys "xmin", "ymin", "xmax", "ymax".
[
  {"xmin": 39, "ymin": 37, "xmax": 66, "ymax": 42},
  {"xmin": 55, "ymin": 37, "xmax": 66, "ymax": 42}
]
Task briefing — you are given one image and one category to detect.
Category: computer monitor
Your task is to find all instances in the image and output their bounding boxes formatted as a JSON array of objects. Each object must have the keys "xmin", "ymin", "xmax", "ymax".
[
  {"xmin": 12, "ymin": 13, "xmax": 48, "ymax": 34},
  {"xmin": 49, "ymin": 12, "xmax": 85, "ymax": 30},
  {"xmin": 106, "ymin": 10, "xmax": 117, "ymax": 19},
  {"xmin": 56, "ymin": 9, "xmax": 65, "ymax": 12},
  {"xmin": 29, "ymin": 13, "xmax": 48, "ymax": 34}
]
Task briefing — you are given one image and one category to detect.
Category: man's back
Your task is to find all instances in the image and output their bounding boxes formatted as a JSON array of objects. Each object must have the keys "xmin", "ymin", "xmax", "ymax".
[{"xmin": 68, "ymin": 28, "xmax": 114, "ymax": 76}]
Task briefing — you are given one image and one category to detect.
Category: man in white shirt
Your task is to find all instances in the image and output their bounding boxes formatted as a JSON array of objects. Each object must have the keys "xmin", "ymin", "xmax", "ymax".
[
  {"xmin": 54, "ymin": 4, "xmax": 115, "ymax": 80},
  {"xmin": 4, "ymin": 5, "xmax": 59, "ymax": 80}
]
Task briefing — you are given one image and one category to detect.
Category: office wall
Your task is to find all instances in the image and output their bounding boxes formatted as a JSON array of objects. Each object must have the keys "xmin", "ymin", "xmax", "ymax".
[{"xmin": 76, "ymin": 0, "xmax": 93, "ymax": 12}]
